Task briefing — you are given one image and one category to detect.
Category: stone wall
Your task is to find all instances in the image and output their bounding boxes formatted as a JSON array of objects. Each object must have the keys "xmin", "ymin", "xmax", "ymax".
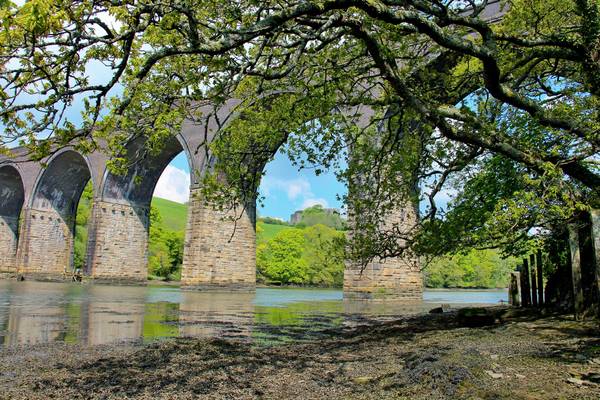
[
  {"xmin": 181, "ymin": 189, "xmax": 256, "ymax": 290},
  {"xmin": 86, "ymin": 200, "xmax": 149, "ymax": 281},
  {"xmin": 17, "ymin": 208, "xmax": 73, "ymax": 277},
  {"xmin": 343, "ymin": 202, "xmax": 423, "ymax": 300},
  {"xmin": 0, "ymin": 216, "xmax": 18, "ymax": 272}
]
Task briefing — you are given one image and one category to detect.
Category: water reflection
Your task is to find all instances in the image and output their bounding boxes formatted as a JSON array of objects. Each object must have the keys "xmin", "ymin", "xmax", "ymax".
[
  {"xmin": 179, "ymin": 291, "xmax": 254, "ymax": 340},
  {"xmin": 0, "ymin": 280, "xmax": 507, "ymax": 347}
]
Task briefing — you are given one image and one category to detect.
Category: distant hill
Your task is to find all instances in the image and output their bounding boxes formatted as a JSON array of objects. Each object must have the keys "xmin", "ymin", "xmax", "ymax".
[{"xmin": 151, "ymin": 197, "xmax": 188, "ymax": 232}]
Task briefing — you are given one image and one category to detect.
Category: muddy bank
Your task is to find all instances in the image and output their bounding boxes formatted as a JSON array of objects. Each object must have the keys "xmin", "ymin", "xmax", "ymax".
[{"xmin": 1, "ymin": 308, "xmax": 599, "ymax": 399}]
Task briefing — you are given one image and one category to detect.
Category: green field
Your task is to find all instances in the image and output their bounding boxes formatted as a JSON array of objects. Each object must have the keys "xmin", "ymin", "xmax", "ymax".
[
  {"xmin": 257, "ymin": 222, "xmax": 293, "ymax": 243},
  {"xmin": 151, "ymin": 197, "xmax": 188, "ymax": 232}
]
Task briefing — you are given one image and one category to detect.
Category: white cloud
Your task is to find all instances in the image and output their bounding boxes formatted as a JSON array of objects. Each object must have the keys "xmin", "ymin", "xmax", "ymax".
[
  {"xmin": 260, "ymin": 176, "xmax": 313, "ymax": 201},
  {"xmin": 301, "ymin": 198, "xmax": 329, "ymax": 209},
  {"xmin": 286, "ymin": 179, "xmax": 311, "ymax": 200},
  {"xmin": 154, "ymin": 165, "xmax": 190, "ymax": 203}
]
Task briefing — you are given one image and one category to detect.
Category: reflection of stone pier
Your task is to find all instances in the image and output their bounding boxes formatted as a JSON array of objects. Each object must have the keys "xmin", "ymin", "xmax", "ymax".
[
  {"xmin": 179, "ymin": 290, "xmax": 255, "ymax": 340},
  {"xmin": 82, "ymin": 285, "xmax": 145, "ymax": 345},
  {"xmin": 4, "ymin": 282, "xmax": 70, "ymax": 346}
]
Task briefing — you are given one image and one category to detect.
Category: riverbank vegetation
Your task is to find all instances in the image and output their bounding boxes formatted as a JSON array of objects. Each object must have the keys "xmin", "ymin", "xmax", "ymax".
[
  {"xmin": 424, "ymin": 250, "xmax": 517, "ymax": 289},
  {"xmin": 256, "ymin": 223, "xmax": 345, "ymax": 286}
]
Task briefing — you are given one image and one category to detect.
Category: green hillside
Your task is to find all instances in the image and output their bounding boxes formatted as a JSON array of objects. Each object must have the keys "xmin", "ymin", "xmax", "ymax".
[
  {"xmin": 257, "ymin": 222, "xmax": 293, "ymax": 243},
  {"xmin": 151, "ymin": 197, "xmax": 188, "ymax": 232}
]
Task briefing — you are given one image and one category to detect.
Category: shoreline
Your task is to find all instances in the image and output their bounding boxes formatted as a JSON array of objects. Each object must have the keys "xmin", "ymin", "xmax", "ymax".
[
  {"xmin": 1, "ymin": 307, "xmax": 598, "ymax": 399},
  {"xmin": 1, "ymin": 273, "xmax": 508, "ymax": 292}
]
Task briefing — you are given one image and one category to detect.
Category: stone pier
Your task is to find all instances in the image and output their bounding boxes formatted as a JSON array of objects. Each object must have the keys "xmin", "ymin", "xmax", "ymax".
[
  {"xmin": 0, "ymin": 164, "xmax": 25, "ymax": 274},
  {"xmin": 17, "ymin": 207, "xmax": 74, "ymax": 277},
  {"xmin": 0, "ymin": 215, "xmax": 19, "ymax": 273},
  {"xmin": 181, "ymin": 189, "xmax": 256, "ymax": 290},
  {"xmin": 86, "ymin": 200, "xmax": 149, "ymax": 282},
  {"xmin": 343, "ymin": 203, "xmax": 423, "ymax": 300}
]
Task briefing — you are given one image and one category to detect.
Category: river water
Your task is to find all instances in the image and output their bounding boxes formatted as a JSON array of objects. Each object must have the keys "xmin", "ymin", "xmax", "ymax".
[{"xmin": 0, "ymin": 281, "xmax": 507, "ymax": 347}]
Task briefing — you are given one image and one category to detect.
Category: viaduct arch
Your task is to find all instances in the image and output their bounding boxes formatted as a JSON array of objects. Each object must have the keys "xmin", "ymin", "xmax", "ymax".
[
  {"xmin": 0, "ymin": 98, "xmax": 421, "ymax": 300},
  {"xmin": 0, "ymin": 1, "xmax": 509, "ymax": 300}
]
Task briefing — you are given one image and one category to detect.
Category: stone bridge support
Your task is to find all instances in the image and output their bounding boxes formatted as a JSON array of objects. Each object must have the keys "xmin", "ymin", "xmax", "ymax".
[
  {"xmin": 0, "ymin": 214, "xmax": 19, "ymax": 273},
  {"xmin": 343, "ymin": 203, "xmax": 423, "ymax": 300},
  {"xmin": 17, "ymin": 207, "xmax": 74, "ymax": 277},
  {"xmin": 0, "ymin": 165, "xmax": 24, "ymax": 273},
  {"xmin": 85, "ymin": 200, "xmax": 150, "ymax": 281},
  {"xmin": 16, "ymin": 150, "xmax": 94, "ymax": 278},
  {"xmin": 180, "ymin": 188, "xmax": 256, "ymax": 290}
]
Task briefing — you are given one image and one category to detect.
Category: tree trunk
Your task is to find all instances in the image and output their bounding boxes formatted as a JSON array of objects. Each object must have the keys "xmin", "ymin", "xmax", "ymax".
[
  {"xmin": 509, "ymin": 271, "xmax": 521, "ymax": 306},
  {"xmin": 568, "ymin": 223, "xmax": 584, "ymax": 319}
]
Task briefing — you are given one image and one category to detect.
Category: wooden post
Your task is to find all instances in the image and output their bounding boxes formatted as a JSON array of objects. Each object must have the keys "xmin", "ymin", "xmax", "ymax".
[
  {"xmin": 536, "ymin": 250, "xmax": 544, "ymax": 306},
  {"xmin": 509, "ymin": 271, "xmax": 521, "ymax": 306},
  {"xmin": 590, "ymin": 210, "xmax": 600, "ymax": 317},
  {"xmin": 568, "ymin": 223, "xmax": 584, "ymax": 319},
  {"xmin": 520, "ymin": 259, "xmax": 531, "ymax": 307},
  {"xmin": 530, "ymin": 254, "xmax": 538, "ymax": 307}
]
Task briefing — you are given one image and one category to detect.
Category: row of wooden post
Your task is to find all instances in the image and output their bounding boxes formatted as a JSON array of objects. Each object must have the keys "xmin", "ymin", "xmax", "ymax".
[
  {"xmin": 508, "ymin": 210, "xmax": 600, "ymax": 318},
  {"xmin": 508, "ymin": 250, "xmax": 544, "ymax": 307},
  {"xmin": 568, "ymin": 213, "xmax": 600, "ymax": 318}
]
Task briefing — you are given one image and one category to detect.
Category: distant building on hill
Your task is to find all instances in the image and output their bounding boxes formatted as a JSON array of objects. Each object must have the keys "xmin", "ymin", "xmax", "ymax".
[{"xmin": 290, "ymin": 207, "xmax": 341, "ymax": 224}]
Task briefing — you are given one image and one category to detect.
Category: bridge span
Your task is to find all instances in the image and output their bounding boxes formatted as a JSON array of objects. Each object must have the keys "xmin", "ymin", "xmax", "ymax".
[{"xmin": 0, "ymin": 98, "xmax": 422, "ymax": 300}]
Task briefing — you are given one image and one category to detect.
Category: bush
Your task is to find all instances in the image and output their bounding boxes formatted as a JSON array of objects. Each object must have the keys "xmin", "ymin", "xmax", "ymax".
[{"xmin": 257, "ymin": 224, "xmax": 346, "ymax": 286}]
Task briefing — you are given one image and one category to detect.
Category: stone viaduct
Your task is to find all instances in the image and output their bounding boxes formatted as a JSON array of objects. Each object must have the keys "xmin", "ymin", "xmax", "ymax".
[
  {"xmin": 0, "ymin": 0, "xmax": 508, "ymax": 301},
  {"xmin": 0, "ymin": 97, "xmax": 423, "ymax": 300}
]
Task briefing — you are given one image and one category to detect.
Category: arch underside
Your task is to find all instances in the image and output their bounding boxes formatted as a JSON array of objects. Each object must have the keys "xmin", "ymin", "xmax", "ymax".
[
  {"xmin": 32, "ymin": 151, "xmax": 91, "ymax": 219},
  {"xmin": 20, "ymin": 151, "xmax": 92, "ymax": 275},
  {"xmin": 87, "ymin": 135, "xmax": 190, "ymax": 281},
  {"xmin": 102, "ymin": 136, "xmax": 186, "ymax": 207}
]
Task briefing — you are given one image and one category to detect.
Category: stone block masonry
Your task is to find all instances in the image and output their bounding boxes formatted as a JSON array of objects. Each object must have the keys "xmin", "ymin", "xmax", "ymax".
[
  {"xmin": 17, "ymin": 208, "xmax": 73, "ymax": 277},
  {"xmin": 344, "ymin": 257, "xmax": 423, "ymax": 300},
  {"xmin": 86, "ymin": 200, "xmax": 149, "ymax": 282},
  {"xmin": 343, "ymin": 203, "xmax": 423, "ymax": 300},
  {"xmin": 0, "ymin": 215, "xmax": 18, "ymax": 273},
  {"xmin": 181, "ymin": 189, "xmax": 256, "ymax": 290}
]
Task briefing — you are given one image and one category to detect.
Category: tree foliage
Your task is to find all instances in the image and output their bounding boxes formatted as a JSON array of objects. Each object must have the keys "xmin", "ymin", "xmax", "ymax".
[
  {"xmin": 147, "ymin": 205, "xmax": 184, "ymax": 280},
  {"xmin": 73, "ymin": 181, "xmax": 93, "ymax": 270},
  {"xmin": 294, "ymin": 205, "xmax": 346, "ymax": 230},
  {"xmin": 424, "ymin": 249, "xmax": 517, "ymax": 288},
  {"xmin": 2, "ymin": 0, "xmax": 599, "ymax": 263},
  {"xmin": 257, "ymin": 224, "xmax": 346, "ymax": 286}
]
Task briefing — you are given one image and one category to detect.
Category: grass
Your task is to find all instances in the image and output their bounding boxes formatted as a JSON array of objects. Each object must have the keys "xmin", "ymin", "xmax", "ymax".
[
  {"xmin": 151, "ymin": 197, "xmax": 188, "ymax": 232},
  {"xmin": 258, "ymin": 222, "xmax": 294, "ymax": 243}
]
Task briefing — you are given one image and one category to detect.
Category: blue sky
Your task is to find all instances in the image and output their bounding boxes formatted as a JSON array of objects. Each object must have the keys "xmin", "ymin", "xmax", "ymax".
[{"xmin": 155, "ymin": 151, "xmax": 346, "ymax": 221}]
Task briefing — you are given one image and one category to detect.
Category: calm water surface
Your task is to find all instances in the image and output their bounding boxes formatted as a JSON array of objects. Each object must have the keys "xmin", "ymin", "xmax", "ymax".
[{"xmin": 0, "ymin": 281, "xmax": 507, "ymax": 347}]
